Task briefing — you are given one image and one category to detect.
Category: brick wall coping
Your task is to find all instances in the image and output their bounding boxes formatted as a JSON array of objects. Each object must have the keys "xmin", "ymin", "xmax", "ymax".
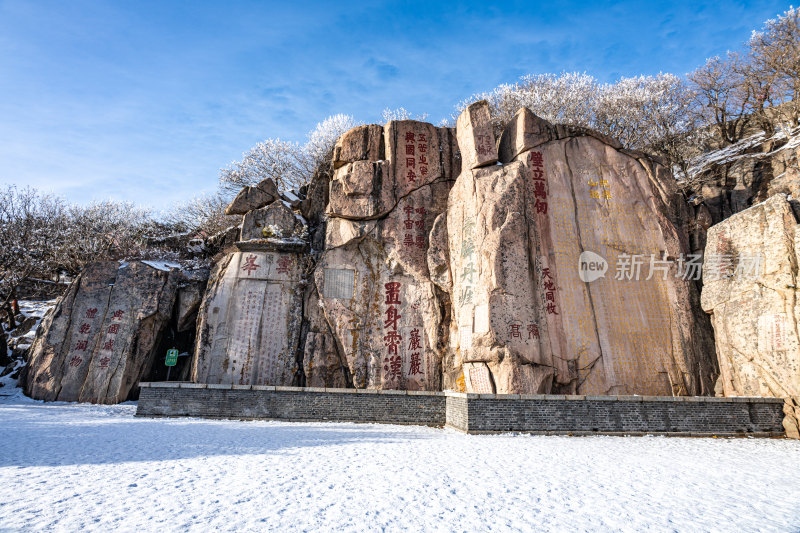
[{"xmin": 137, "ymin": 383, "xmax": 782, "ymax": 403}]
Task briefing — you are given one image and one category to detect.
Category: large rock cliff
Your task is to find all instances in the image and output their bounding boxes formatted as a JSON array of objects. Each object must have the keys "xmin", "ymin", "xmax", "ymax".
[
  {"xmin": 25, "ymin": 261, "xmax": 183, "ymax": 403},
  {"xmin": 291, "ymin": 103, "xmax": 715, "ymax": 394},
  {"xmin": 701, "ymin": 193, "xmax": 800, "ymax": 398},
  {"xmin": 436, "ymin": 104, "xmax": 715, "ymax": 395}
]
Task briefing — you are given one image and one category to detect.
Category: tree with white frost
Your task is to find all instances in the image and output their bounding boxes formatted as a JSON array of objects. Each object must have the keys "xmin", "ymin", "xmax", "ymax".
[
  {"xmin": 165, "ymin": 192, "xmax": 240, "ymax": 238},
  {"xmin": 220, "ymin": 114, "xmax": 361, "ymax": 195},
  {"xmin": 688, "ymin": 54, "xmax": 753, "ymax": 144},
  {"xmin": 306, "ymin": 114, "xmax": 360, "ymax": 166},
  {"xmin": 747, "ymin": 6, "xmax": 800, "ymax": 134},
  {"xmin": 381, "ymin": 107, "xmax": 429, "ymax": 123},
  {"xmin": 456, "ymin": 71, "xmax": 699, "ymax": 171}
]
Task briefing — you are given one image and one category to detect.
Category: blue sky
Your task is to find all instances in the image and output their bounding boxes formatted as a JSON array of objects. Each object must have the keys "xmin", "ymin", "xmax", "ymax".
[{"xmin": 0, "ymin": 0, "xmax": 790, "ymax": 211}]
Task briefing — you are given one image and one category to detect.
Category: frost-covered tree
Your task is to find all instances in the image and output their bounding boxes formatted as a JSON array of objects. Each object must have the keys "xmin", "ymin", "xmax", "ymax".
[
  {"xmin": 165, "ymin": 192, "xmax": 240, "ymax": 238},
  {"xmin": 455, "ymin": 72, "xmax": 599, "ymax": 133},
  {"xmin": 455, "ymin": 71, "xmax": 698, "ymax": 170},
  {"xmin": 220, "ymin": 114, "xmax": 362, "ymax": 195},
  {"xmin": 219, "ymin": 138, "xmax": 311, "ymax": 195},
  {"xmin": 306, "ymin": 114, "xmax": 360, "ymax": 166},
  {"xmin": 0, "ymin": 186, "xmax": 65, "ymax": 331},
  {"xmin": 595, "ymin": 74, "xmax": 692, "ymax": 148},
  {"xmin": 747, "ymin": 7, "xmax": 800, "ymax": 134},
  {"xmin": 688, "ymin": 54, "xmax": 754, "ymax": 144},
  {"xmin": 381, "ymin": 107, "xmax": 429, "ymax": 123},
  {"xmin": 56, "ymin": 201, "xmax": 154, "ymax": 275}
]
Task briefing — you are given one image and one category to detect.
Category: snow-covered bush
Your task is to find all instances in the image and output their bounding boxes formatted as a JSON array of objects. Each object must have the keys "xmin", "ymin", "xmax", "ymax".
[{"xmin": 165, "ymin": 192, "xmax": 239, "ymax": 238}]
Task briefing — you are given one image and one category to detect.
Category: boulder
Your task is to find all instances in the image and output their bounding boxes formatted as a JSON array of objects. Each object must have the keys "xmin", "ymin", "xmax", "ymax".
[
  {"xmin": 701, "ymin": 194, "xmax": 800, "ymax": 398},
  {"xmin": 25, "ymin": 261, "xmax": 180, "ymax": 403},
  {"xmin": 241, "ymin": 201, "xmax": 306, "ymax": 241},
  {"xmin": 443, "ymin": 102, "xmax": 715, "ymax": 395},
  {"xmin": 308, "ymin": 120, "xmax": 459, "ymax": 390},
  {"xmin": 497, "ymin": 108, "xmax": 553, "ymax": 163},
  {"xmin": 456, "ymin": 100, "xmax": 498, "ymax": 169},
  {"xmin": 225, "ymin": 178, "xmax": 279, "ymax": 215},
  {"xmin": 191, "ymin": 246, "xmax": 305, "ymax": 386},
  {"xmin": 333, "ymin": 124, "xmax": 383, "ymax": 168},
  {"xmin": 301, "ymin": 285, "xmax": 349, "ymax": 388}
]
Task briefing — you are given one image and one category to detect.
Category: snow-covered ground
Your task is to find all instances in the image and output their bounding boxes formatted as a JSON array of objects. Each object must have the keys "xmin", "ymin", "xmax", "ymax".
[{"xmin": 0, "ymin": 390, "xmax": 798, "ymax": 532}]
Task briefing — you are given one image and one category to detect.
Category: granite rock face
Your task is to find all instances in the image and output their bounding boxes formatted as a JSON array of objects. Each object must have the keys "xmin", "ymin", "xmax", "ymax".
[
  {"xmin": 241, "ymin": 201, "xmax": 306, "ymax": 241},
  {"xmin": 701, "ymin": 194, "xmax": 800, "ymax": 399},
  {"xmin": 441, "ymin": 105, "xmax": 715, "ymax": 395},
  {"xmin": 192, "ymin": 248, "xmax": 305, "ymax": 386},
  {"xmin": 310, "ymin": 120, "xmax": 460, "ymax": 390},
  {"xmin": 456, "ymin": 100, "xmax": 498, "ymax": 169},
  {"xmin": 682, "ymin": 128, "xmax": 800, "ymax": 256},
  {"xmin": 225, "ymin": 178, "xmax": 279, "ymax": 215},
  {"xmin": 784, "ymin": 397, "xmax": 800, "ymax": 439},
  {"xmin": 333, "ymin": 124, "xmax": 384, "ymax": 169},
  {"xmin": 25, "ymin": 261, "xmax": 181, "ymax": 403}
]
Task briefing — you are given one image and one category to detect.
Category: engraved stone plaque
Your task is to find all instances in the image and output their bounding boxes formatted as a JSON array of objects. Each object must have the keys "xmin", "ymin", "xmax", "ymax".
[{"xmin": 324, "ymin": 268, "xmax": 355, "ymax": 299}]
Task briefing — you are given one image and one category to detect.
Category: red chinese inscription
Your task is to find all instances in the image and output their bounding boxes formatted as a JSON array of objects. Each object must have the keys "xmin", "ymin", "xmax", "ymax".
[
  {"xmin": 383, "ymin": 281, "xmax": 403, "ymax": 381},
  {"xmin": 241, "ymin": 254, "xmax": 259, "ymax": 276},
  {"xmin": 276, "ymin": 255, "xmax": 292, "ymax": 274}
]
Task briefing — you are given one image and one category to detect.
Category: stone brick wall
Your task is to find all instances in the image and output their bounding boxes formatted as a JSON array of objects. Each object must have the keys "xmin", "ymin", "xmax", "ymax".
[
  {"xmin": 136, "ymin": 384, "xmax": 786, "ymax": 437},
  {"xmin": 136, "ymin": 383, "xmax": 446, "ymax": 426},
  {"xmin": 445, "ymin": 394, "xmax": 468, "ymax": 431},
  {"xmin": 447, "ymin": 393, "xmax": 785, "ymax": 436}
]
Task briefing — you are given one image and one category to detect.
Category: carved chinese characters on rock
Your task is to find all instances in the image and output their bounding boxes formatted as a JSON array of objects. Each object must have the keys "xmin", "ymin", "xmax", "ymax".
[
  {"xmin": 407, "ymin": 328, "xmax": 423, "ymax": 377},
  {"xmin": 541, "ymin": 267, "xmax": 558, "ymax": 316},
  {"xmin": 97, "ymin": 309, "xmax": 125, "ymax": 370},
  {"xmin": 528, "ymin": 153, "xmax": 559, "ymax": 318},
  {"xmin": 530, "ymin": 151, "xmax": 548, "ymax": 215},
  {"xmin": 255, "ymin": 283, "xmax": 284, "ymax": 384},
  {"xmin": 228, "ymin": 283, "xmax": 267, "ymax": 384},
  {"xmin": 241, "ymin": 254, "xmax": 259, "ymax": 276},
  {"xmin": 588, "ymin": 177, "xmax": 612, "ymax": 200},
  {"xmin": 469, "ymin": 365, "xmax": 493, "ymax": 394},
  {"xmin": 459, "ymin": 220, "xmax": 477, "ymax": 307},
  {"xmin": 276, "ymin": 255, "xmax": 293, "ymax": 274},
  {"xmin": 383, "ymin": 281, "xmax": 403, "ymax": 387},
  {"xmin": 69, "ymin": 307, "xmax": 100, "ymax": 370},
  {"xmin": 404, "ymin": 131, "xmax": 430, "ymax": 185},
  {"xmin": 402, "ymin": 204, "xmax": 427, "ymax": 250}
]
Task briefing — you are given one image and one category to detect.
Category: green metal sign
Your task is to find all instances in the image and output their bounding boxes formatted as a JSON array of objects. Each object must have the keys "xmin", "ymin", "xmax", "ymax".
[{"xmin": 165, "ymin": 348, "xmax": 179, "ymax": 367}]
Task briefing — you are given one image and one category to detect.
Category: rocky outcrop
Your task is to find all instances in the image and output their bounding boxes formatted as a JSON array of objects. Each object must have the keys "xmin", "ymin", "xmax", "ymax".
[
  {"xmin": 784, "ymin": 397, "xmax": 800, "ymax": 439},
  {"xmin": 25, "ymin": 261, "xmax": 182, "ymax": 403},
  {"xmin": 309, "ymin": 120, "xmax": 461, "ymax": 390},
  {"xmin": 191, "ymin": 179, "xmax": 309, "ymax": 386},
  {"xmin": 439, "ymin": 105, "xmax": 715, "ymax": 395},
  {"xmin": 682, "ymin": 127, "xmax": 800, "ymax": 255},
  {"xmin": 701, "ymin": 194, "xmax": 800, "ymax": 399},
  {"xmin": 225, "ymin": 178, "xmax": 279, "ymax": 215},
  {"xmin": 191, "ymin": 247, "xmax": 306, "ymax": 386},
  {"xmin": 176, "ymin": 268, "xmax": 210, "ymax": 333}
]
